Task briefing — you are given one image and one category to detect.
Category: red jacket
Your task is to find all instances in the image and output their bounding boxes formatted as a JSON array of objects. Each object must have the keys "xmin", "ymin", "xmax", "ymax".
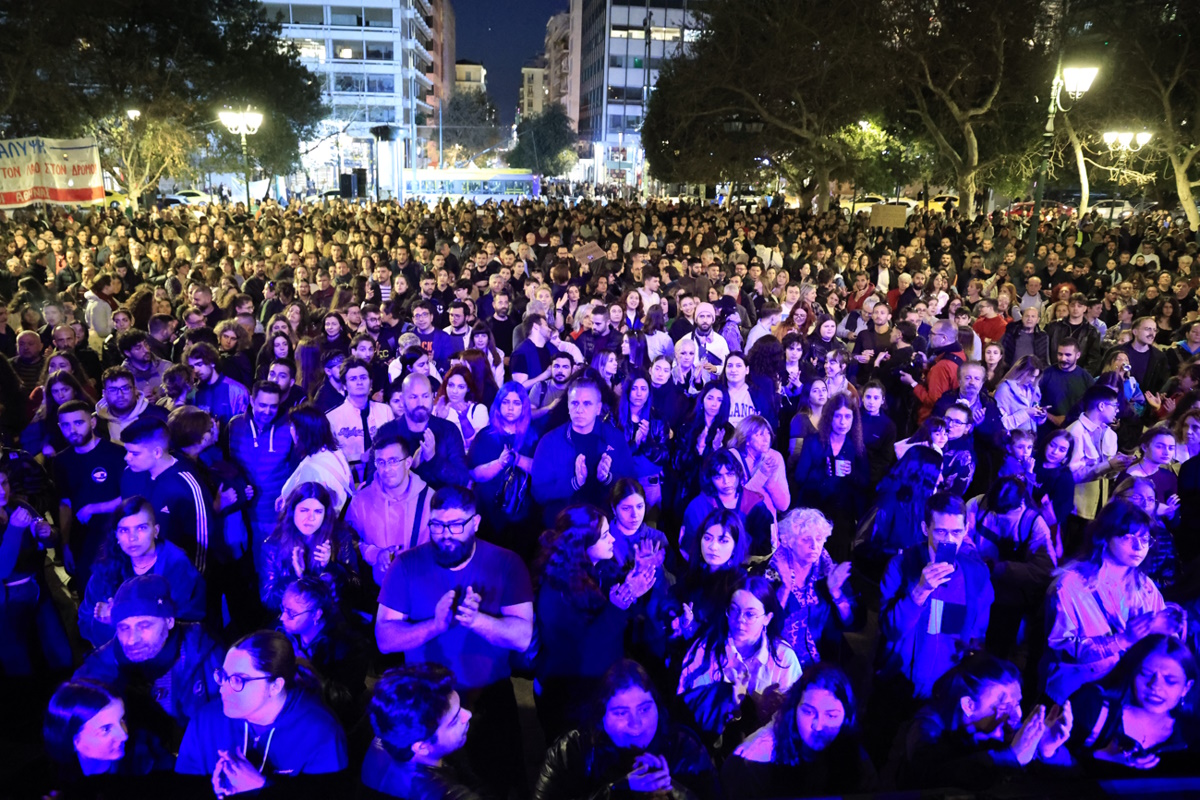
[{"xmin": 914, "ymin": 347, "xmax": 965, "ymax": 423}]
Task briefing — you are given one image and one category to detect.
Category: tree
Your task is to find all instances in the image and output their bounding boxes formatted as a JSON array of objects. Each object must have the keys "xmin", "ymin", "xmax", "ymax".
[
  {"xmin": 0, "ymin": 0, "xmax": 323, "ymax": 199},
  {"xmin": 90, "ymin": 108, "xmax": 198, "ymax": 210},
  {"xmin": 507, "ymin": 104, "xmax": 578, "ymax": 176},
  {"xmin": 1094, "ymin": 1, "xmax": 1200, "ymax": 228},
  {"xmin": 435, "ymin": 91, "xmax": 502, "ymax": 167},
  {"xmin": 642, "ymin": 0, "xmax": 886, "ymax": 209},
  {"xmin": 878, "ymin": 0, "xmax": 1053, "ymax": 216}
]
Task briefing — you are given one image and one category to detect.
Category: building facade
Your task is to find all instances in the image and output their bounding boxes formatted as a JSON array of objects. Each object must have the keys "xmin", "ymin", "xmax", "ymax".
[
  {"xmin": 263, "ymin": 0, "xmax": 446, "ymax": 193},
  {"xmin": 544, "ymin": 10, "xmax": 580, "ymax": 131},
  {"xmin": 577, "ymin": 0, "xmax": 696, "ymax": 187},
  {"xmin": 455, "ymin": 60, "xmax": 487, "ymax": 93},
  {"xmin": 518, "ymin": 58, "xmax": 548, "ymax": 120}
]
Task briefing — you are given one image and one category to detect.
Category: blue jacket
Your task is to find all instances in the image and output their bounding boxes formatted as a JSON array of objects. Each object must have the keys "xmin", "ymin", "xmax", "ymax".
[
  {"xmin": 878, "ymin": 543, "xmax": 993, "ymax": 698},
  {"xmin": 176, "ymin": 689, "xmax": 348, "ymax": 779},
  {"xmin": 225, "ymin": 413, "xmax": 296, "ymax": 548},
  {"xmin": 74, "ymin": 622, "xmax": 223, "ymax": 733},
  {"xmin": 532, "ymin": 422, "xmax": 634, "ymax": 521},
  {"xmin": 78, "ymin": 540, "xmax": 206, "ymax": 648}
]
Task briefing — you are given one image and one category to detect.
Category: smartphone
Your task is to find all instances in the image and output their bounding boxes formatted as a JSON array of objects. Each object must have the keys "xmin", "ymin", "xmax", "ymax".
[{"xmin": 935, "ymin": 542, "xmax": 958, "ymax": 565}]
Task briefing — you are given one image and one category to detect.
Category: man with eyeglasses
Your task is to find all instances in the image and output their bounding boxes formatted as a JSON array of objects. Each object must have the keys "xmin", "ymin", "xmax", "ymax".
[
  {"xmin": 376, "ymin": 485, "xmax": 533, "ymax": 798},
  {"xmin": 95, "ymin": 366, "xmax": 168, "ymax": 444},
  {"xmin": 75, "ymin": 574, "xmax": 223, "ymax": 748},
  {"xmin": 1066, "ymin": 385, "xmax": 1134, "ymax": 531},
  {"xmin": 346, "ymin": 434, "xmax": 432, "ymax": 589}
]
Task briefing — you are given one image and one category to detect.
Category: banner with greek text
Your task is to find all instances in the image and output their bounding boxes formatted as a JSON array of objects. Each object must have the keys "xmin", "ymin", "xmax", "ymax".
[{"xmin": 0, "ymin": 137, "xmax": 104, "ymax": 209}]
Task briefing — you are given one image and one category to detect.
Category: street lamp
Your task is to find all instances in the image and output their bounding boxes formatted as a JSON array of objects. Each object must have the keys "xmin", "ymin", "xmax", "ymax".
[
  {"xmin": 1025, "ymin": 62, "xmax": 1098, "ymax": 260},
  {"xmin": 219, "ymin": 106, "xmax": 263, "ymax": 209},
  {"xmin": 1102, "ymin": 130, "xmax": 1152, "ymax": 201}
]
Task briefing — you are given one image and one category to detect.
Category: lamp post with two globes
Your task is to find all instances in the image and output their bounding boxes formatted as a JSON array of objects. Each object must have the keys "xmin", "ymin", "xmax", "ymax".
[{"xmin": 219, "ymin": 107, "xmax": 263, "ymax": 210}]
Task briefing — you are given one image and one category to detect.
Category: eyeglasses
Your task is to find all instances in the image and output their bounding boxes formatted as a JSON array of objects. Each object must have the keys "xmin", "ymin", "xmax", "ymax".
[
  {"xmin": 375, "ymin": 456, "xmax": 409, "ymax": 470},
  {"xmin": 428, "ymin": 518, "xmax": 472, "ymax": 535},
  {"xmin": 213, "ymin": 668, "xmax": 272, "ymax": 692},
  {"xmin": 1119, "ymin": 531, "xmax": 1153, "ymax": 546},
  {"xmin": 728, "ymin": 607, "xmax": 765, "ymax": 623},
  {"xmin": 281, "ymin": 605, "xmax": 316, "ymax": 621},
  {"xmin": 945, "ymin": 418, "xmax": 969, "ymax": 428}
]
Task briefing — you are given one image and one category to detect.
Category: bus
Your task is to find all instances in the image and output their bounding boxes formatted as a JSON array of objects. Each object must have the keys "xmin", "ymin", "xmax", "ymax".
[{"xmin": 403, "ymin": 168, "xmax": 538, "ymax": 203}]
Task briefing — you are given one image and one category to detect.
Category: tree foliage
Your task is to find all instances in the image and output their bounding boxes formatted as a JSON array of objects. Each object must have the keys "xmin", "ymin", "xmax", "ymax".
[
  {"xmin": 0, "ymin": 0, "xmax": 324, "ymax": 197},
  {"xmin": 434, "ymin": 91, "xmax": 502, "ymax": 167},
  {"xmin": 507, "ymin": 104, "xmax": 578, "ymax": 176}
]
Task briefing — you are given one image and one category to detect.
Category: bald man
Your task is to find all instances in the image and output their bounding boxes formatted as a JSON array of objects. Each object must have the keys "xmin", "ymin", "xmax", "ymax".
[
  {"xmin": 12, "ymin": 330, "xmax": 45, "ymax": 392},
  {"xmin": 376, "ymin": 374, "xmax": 471, "ymax": 491}
]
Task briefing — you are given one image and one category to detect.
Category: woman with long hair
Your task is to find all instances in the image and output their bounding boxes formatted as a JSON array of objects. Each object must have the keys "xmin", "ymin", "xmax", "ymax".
[
  {"xmin": 318, "ymin": 311, "xmax": 351, "ymax": 354},
  {"xmin": 533, "ymin": 659, "xmax": 719, "ymax": 799},
  {"xmin": 620, "ymin": 289, "xmax": 644, "ymax": 331},
  {"xmin": 643, "ymin": 305, "xmax": 674, "ymax": 363},
  {"xmin": 682, "ymin": 448, "xmax": 776, "ymax": 561},
  {"xmin": 793, "ymin": 393, "xmax": 869, "ymax": 561},
  {"xmin": 255, "ymin": 332, "xmax": 296, "ymax": 381},
  {"xmin": 293, "ymin": 337, "xmax": 324, "ymax": 400},
  {"xmin": 432, "ymin": 364, "xmax": 489, "ymax": 450},
  {"xmin": 1044, "ymin": 500, "xmax": 1179, "ymax": 704},
  {"xmin": 668, "ymin": 383, "xmax": 732, "ymax": 518},
  {"xmin": 260, "ymin": 482, "xmax": 360, "ymax": 614},
  {"xmin": 278, "ymin": 404, "xmax": 355, "ymax": 515},
  {"xmin": 616, "ymin": 370, "xmax": 670, "ymax": 509},
  {"xmin": 591, "ymin": 348, "xmax": 621, "ymax": 391},
  {"xmin": 893, "ymin": 652, "xmax": 1072, "ymax": 789},
  {"xmin": 982, "ymin": 341, "xmax": 1008, "ymax": 393},
  {"xmin": 468, "ymin": 323, "xmax": 506, "ymax": 391},
  {"xmin": 804, "ymin": 314, "xmax": 841, "ymax": 382},
  {"xmin": 855, "ymin": 445, "xmax": 944, "ymax": 575},
  {"xmin": 468, "ymin": 381, "xmax": 538, "ymax": 556},
  {"xmin": 532, "ymin": 505, "xmax": 658, "ymax": 740},
  {"xmin": 994, "ymin": 355, "xmax": 1048, "ymax": 433},
  {"xmin": 721, "ymin": 663, "xmax": 877, "ymax": 798},
  {"xmin": 22, "ymin": 367, "xmax": 92, "ymax": 457},
  {"xmin": 788, "ymin": 378, "xmax": 828, "ymax": 465},
  {"xmin": 678, "ymin": 575, "xmax": 803, "ymax": 752},
  {"xmin": 1066, "ymin": 634, "xmax": 1200, "ymax": 775}
]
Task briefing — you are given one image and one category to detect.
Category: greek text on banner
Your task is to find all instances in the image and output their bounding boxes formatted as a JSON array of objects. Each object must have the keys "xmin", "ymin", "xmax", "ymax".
[{"xmin": 0, "ymin": 137, "xmax": 104, "ymax": 209}]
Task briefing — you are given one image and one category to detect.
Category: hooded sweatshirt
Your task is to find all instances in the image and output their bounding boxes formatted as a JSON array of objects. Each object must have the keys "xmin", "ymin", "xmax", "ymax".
[
  {"xmin": 175, "ymin": 688, "xmax": 348, "ymax": 780},
  {"xmin": 96, "ymin": 395, "xmax": 168, "ymax": 444}
]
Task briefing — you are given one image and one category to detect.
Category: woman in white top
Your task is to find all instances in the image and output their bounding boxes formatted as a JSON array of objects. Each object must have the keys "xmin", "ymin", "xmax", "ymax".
[
  {"xmin": 432, "ymin": 364, "xmax": 490, "ymax": 450},
  {"xmin": 993, "ymin": 356, "xmax": 1047, "ymax": 433},
  {"xmin": 278, "ymin": 405, "xmax": 355, "ymax": 514}
]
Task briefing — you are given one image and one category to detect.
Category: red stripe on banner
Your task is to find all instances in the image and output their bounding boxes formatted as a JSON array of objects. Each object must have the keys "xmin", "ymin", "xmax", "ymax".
[{"xmin": 0, "ymin": 186, "xmax": 104, "ymax": 208}]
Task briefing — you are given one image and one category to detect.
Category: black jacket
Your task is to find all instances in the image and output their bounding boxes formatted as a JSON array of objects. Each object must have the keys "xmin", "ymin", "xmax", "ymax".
[
  {"xmin": 534, "ymin": 725, "xmax": 720, "ymax": 800},
  {"xmin": 1001, "ymin": 321, "xmax": 1050, "ymax": 366}
]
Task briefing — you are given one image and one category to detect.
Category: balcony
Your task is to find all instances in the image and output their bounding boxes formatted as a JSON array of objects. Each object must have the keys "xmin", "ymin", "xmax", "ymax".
[{"xmin": 412, "ymin": 0, "xmax": 433, "ymax": 16}]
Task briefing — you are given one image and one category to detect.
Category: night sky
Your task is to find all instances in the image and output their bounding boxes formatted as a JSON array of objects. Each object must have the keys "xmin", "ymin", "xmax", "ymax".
[{"xmin": 452, "ymin": 0, "xmax": 567, "ymax": 126}]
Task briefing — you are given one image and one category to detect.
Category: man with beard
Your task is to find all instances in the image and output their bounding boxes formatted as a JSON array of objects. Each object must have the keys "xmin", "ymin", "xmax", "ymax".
[
  {"xmin": 529, "ymin": 352, "xmax": 576, "ymax": 423},
  {"xmin": 379, "ymin": 373, "xmax": 471, "ymax": 490},
  {"xmin": 679, "ymin": 302, "xmax": 729, "ymax": 376},
  {"xmin": 576, "ymin": 304, "xmax": 619, "ymax": 365},
  {"xmin": 186, "ymin": 342, "xmax": 249, "ymax": 426},
  {"xmin": 267, "ymin": 358, "xmax": 307, "ymax": 412},
  {"xmin": 74, "ymin": 574, "xmax": 223, "ymax": 749},
  {"xmin": 376, "ymin": 486, "xmax": 533, "ymax": 798},
  {"xmin": 118, "ymin": 330, "xmax": 170, "ymax": 400},
  {"xmin": 95, "ymin": 366, "xmax": 169, "ymax": 444},
  {"xmin": 54, "ymin": 400, "xmax": 128, "ymax": 590}
]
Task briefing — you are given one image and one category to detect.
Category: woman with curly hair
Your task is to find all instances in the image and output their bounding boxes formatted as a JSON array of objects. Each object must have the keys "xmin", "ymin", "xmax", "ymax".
[
  {"xmin": 254, "ymin": 331, "xmax": 296, "ymax": 382},
  {"xmin": 259, "ymin": 482, "xmax": 360, "ymax": 614},
  {"xmin": 22, "ymin": 366, "xmax": 92, "ymax": 457},
  {"xmin": 532, "ymin": 504, "xmax": 658, "ymax": 741}
]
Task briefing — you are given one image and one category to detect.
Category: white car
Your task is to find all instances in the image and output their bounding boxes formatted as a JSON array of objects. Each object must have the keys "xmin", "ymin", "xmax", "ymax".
[
  {"xmin": 165, "ymin": 189, "xmax": 213, "ymax": 206},
  {"xmin": 1091, "ymin": 199, "xmax": 1135, "ymax": 219}
]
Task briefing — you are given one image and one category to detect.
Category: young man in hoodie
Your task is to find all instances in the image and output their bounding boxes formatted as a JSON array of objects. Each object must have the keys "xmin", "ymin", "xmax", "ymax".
[
  {"xmin": 176, "ymin": 630, "xmax": 348, "ymax": 794},
  {"xmin": 96, "ymin": 366, "xmax": 168, "ymax": 444}
]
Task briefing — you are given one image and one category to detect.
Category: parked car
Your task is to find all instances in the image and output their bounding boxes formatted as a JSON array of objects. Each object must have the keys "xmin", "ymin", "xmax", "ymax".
[
  {"xmin": 1007, "ymin": 199, "xmax": 1076, "ymax": 219},
  {"xmin": 1090, "ymin": 199, "xmax": 1135, "ymax": 220},
  {"xmin": 164, "ymin": 189, "xmax": 213, "ymax": 206},
  {"xmin": 839, "ymin": 194, "xmax": 918, "ymax": 216},
  {"xmin": 925, "ymin": 193, "xmax": 960, "ymax": 213}
]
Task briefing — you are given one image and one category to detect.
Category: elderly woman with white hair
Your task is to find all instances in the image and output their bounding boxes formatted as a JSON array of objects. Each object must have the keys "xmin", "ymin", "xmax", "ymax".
[{"xmin": 753, "ymin": 508, "xmax": 863, "ymax": 667}]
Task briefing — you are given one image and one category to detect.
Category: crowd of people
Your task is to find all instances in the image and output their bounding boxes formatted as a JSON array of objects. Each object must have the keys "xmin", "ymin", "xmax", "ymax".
[{"xmin": 1, "ymin": 192, "xmax": 1200, "ymax": 798}]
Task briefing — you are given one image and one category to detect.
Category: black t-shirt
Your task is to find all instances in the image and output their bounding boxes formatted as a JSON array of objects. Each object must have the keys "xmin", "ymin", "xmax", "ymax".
[
  {"xmin": 487, "ymin": 315, "xmax": 518, "ymax": 356},
  {"xmin": 511, "ymin": 338, "xmax": 551, "ymax": 379},
  {"xmin": 54, "ymin": 439, "xmax": 127, "ymax": 527}
]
